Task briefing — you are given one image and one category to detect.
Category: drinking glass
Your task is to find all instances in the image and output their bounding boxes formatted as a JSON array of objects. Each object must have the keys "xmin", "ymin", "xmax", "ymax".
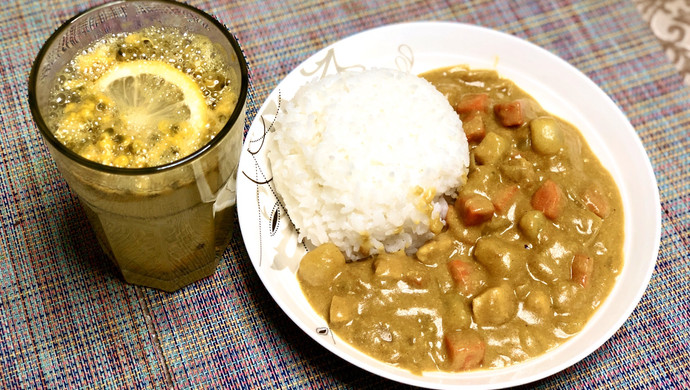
[{"xmin": 28, "ymin": 0, "xmax": 249, "ymax": 292}]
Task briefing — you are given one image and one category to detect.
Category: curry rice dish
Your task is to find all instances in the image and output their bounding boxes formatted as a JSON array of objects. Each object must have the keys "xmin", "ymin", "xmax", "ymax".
[
  {"xmin": 294, "ymin": 67, "xmax": 623, "ymax": 373},
  {"xmin": 268, "ymin": 68, "xmax": 469, "ymax": 262}
]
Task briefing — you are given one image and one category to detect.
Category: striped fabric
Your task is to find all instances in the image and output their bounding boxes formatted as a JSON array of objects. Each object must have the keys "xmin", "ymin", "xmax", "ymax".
[{"xmin": 1, "ymin": 0, "xmax": 688, "ymax": 388}]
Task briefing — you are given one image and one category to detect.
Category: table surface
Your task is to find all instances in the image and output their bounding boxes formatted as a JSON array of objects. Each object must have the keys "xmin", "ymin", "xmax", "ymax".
[{"xmin": 2, "ymin": 0, "xmax": 689, "ymax": 388}]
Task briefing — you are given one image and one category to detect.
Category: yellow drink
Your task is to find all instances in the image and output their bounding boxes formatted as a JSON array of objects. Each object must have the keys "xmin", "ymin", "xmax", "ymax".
[
  {"xmin": 47, "ymin": 26, "xmax": 239, "ymax": 168},
  {"xmin": 29, "ymin": 1, "xmax": 248, "ymax": 291}
]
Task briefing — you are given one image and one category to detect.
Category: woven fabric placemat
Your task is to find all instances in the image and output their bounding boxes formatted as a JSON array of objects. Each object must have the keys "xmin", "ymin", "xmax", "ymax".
[{"xmin": 1, "ymin": 0, "xmax": 688, "ymax": 388}]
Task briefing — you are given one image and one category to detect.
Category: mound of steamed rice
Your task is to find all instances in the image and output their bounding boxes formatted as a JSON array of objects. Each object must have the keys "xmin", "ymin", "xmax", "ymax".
[{"xmin": 267, "ymin": 68, "xmax": 469, "ymax": 260}]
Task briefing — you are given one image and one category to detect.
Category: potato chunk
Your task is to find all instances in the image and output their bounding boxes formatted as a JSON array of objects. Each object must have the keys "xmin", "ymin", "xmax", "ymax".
[
  {"xmin": 373, "ymin": 251, "xmax": 406, "ymax": 279},
  {"xmin": 297, "ymin": 243, "xmax": 346, "ymax": 287},
  {"xmin": 519, "ymin": 210, "xmax": 547, "ymax": 241},
  {"xmin": 444, "ymin": 299, "xmax": 473, "ymax": 331},
  {"xmin": 473, "ymin": 236, "xmax": 528, "ymax": 280},
  {"xmin": 416, "ymin": 233, "xmax": 456, "ymax": 265},
  {"xmin": 472, "ymin": 284, "xmax": 518, "ymax": 326},
  {"xmin": 329, "ymin": 295, "xmax": 358, "ymax": 325},
  {"xmin": 474, "ymin": 132, "xmax": 508, "ymax": 165},
  {"xmin": 524, "ymin": 289, "xmax": 553, "ymax": 321},
  {"xmin": 551, "ymin": 280, "xmax": 583, "ymax": 312},
  {"xmin": 527, "ymin": 253, "xmax": 564, "ymax": 285},
  {"xmin": 530, "ymin": 117, "xmax": 563, "ymax": 155}
]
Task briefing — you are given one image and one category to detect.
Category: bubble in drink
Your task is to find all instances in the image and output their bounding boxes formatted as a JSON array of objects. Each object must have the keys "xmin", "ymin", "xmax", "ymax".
[{"xmin": 46, "ymin": 26, "xmax": 241, "ymax": 168}]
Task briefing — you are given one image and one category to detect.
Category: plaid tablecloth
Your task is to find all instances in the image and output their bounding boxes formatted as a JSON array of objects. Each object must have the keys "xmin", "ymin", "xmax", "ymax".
[{"xmin": 1, "ymin": 0, "xmax": 688, "ymax": 388}]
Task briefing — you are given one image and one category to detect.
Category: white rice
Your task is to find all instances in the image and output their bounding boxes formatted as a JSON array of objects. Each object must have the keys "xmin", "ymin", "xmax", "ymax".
[{"xmin": 267, "ymin": 68, "xmax": 469, "ymax": 260}]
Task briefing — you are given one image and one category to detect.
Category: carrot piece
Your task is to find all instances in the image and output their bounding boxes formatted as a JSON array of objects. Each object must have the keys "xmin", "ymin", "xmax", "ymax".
[
  {"xmin": 582, "ymin": 187, "xmax": 611, "ymax": 218},
  {"xmin": 448, "ymin": 260, "xmax": 472, "ymax": 285},
  {"xmin": 447, "ymin": 260, "xmax": 487, "ymax": 296},
  {"xmin": 492, "ymin": 185, "xmax": 519, "ymax": 213},
  {"xmin": 571, "ymin": 254, "xmax": 594, "ymax": 287},
  {"xmin": 462, "ymin": 113, "xmax": 486, "ymax": 143},
  {"xmin": 531, "ymin": 180, "xmax": 564, "ymax": 220},
  {"xmin": 444, "ymin": 329, "xmax": 486, "ymax": 371},
  {"xmin": 494, "ymin": 99, "xmax": 533, "ymax": 127},
  {"xmin": 455, "ymin": 194, "xmax": 494, "ymax": 226},
  {"xmin": 455, "ymin": 93, "xmax": 489, "ymax": 115}
]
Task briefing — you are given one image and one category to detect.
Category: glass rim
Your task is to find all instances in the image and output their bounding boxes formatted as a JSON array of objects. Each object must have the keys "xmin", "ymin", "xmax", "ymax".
[{"xmin": 28, "ymin": 0, "xmax": 249, "ymax": 176}]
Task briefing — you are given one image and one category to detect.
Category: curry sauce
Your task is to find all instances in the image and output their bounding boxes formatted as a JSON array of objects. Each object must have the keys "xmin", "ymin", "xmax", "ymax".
[{"xmin": 297, "ymin": 67, "xmax": 624, "ymax": 373}]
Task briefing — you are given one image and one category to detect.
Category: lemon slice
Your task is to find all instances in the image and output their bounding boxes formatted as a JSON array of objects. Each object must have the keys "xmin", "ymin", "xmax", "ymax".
[{"xmin": 95, "ymin": 60, "xmax": 207, "ymax": 134}]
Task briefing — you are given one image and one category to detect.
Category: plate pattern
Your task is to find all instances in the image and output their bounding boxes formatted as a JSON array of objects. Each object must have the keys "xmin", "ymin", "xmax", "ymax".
[{"xmin": 239, "ymin": 44, "xmax": 416, "ymax": 342}]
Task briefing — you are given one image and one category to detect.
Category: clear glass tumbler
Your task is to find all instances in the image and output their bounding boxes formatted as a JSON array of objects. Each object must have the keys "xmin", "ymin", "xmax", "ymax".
[{"xmin": 28, "ymin": 0, "xmax": 248, "ymax": 292}]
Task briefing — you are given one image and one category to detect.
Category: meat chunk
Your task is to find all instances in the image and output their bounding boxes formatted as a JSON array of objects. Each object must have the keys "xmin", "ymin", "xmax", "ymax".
[
  {"xmin": 493, "ymin": 98, "xmax": 534, "ymax": 127},
  {"xmin": 455, "ymin": 194, "xmax": 494, "ymax": 226},
  {"xmin": 462, "ymin": 113, "xmax": 486, "ymax": 143},
  {"xmin": 455, "ymin": 93, "xmax": 489, "ymax": 115}
]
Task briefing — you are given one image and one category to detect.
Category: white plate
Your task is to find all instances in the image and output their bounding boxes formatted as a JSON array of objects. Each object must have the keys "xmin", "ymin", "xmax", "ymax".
[{"xmin": 236, "ymin": 21, "xmax": 660, "ymax": 389}]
